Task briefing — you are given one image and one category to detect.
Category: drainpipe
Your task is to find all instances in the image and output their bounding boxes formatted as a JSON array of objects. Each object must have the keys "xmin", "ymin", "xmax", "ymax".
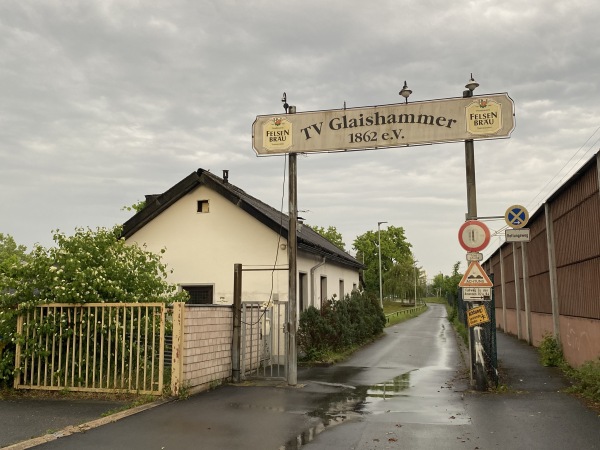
[{"xmin": 310, "ymin": 257, "xmax": 326, "ymax": 308}]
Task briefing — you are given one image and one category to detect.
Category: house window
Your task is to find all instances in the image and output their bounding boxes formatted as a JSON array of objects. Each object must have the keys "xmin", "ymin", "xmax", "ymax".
[
  {"xmin": 320, "ymin": 276, "xmax": 327, "ymax": 303},
  {"xmin": 339, "ymin": 279, "xmax": 344, "ymax": 300},
  {"xmin": 299, "ymin": 272, "xmax": 308, "ymax": 311},
  {"xmin": 197, "ymin": 200, "xmax": 210, "ymax": 213},
  {"xmin": 181, "ymin": 285, "xmax": 214, "ymax": 304}
]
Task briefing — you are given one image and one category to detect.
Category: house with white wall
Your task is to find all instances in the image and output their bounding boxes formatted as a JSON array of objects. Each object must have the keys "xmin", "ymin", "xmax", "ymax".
[{"xmin": 122, "ymin": 169, "xmax": 362, "ymax": 310}]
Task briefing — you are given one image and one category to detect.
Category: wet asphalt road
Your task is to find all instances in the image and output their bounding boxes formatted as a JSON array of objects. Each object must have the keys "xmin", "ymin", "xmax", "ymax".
[
  {"xmin": 9, "ymin": 303, "xmax": 600, "ymax": 449},
  {"xmin": 300, "ymin": 302, "xmax": 472, "ymax": 449},
  {"xmin": 301, "ymin": 304, "xmax": 600, "ymax": 450}
]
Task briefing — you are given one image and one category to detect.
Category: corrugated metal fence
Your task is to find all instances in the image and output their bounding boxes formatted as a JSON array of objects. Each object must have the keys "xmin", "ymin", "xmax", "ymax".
[{"xmin": 483, "ymin": 151, "xmax": 599, "ymax": 366}]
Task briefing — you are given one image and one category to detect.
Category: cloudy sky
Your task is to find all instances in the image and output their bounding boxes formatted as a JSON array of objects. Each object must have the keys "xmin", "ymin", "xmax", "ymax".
[{"xmin": 1, "ymin": 0, "xmax": 599, "ymax": 279}]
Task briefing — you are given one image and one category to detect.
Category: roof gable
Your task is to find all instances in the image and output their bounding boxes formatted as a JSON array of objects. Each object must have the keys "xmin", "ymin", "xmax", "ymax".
[{"xmin": 122, "ymin": 169, "xmax": 362, "ymax": 269}]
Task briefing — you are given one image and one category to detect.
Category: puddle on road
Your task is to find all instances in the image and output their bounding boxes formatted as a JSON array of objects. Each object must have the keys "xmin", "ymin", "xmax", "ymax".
[
  {"xmin": 280, "ymin": 373, "xmax": 413, "ymax": 449},
  {"xmin": 281, "ymin": 369, "xmax": 467, "ymax": 449},
  {"xmin": 365, "ymin": 372, "xmax": 411, "ymax": 400}
]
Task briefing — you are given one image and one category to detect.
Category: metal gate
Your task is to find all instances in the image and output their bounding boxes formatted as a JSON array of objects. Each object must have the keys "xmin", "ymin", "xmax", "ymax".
[
  {"xmin": 14, "ymin": 303, "xmax": 166, "ymax": 395},
  {"xmin": 240, "ymin": 302, "xmax": 287, "ymax": 380}
]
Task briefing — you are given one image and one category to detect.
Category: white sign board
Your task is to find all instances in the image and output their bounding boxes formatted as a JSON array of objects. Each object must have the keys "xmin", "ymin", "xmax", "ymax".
[
  {"xmin": 253, "ymin": 93, "xmax": 515, "ymax": 155},
  {"xmin": 466, "ymin": 252, "xmax": 483, "ymax": 262},
  {"xmin": 506, "ymin": 228, "xmax": 531, "ymax": 242},
  {"xmin": 463, "ymin": 287, "xmax": 492, "ymax": 301}
]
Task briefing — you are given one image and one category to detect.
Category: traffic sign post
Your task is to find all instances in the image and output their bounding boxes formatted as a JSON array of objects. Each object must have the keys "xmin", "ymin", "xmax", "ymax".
[
  {"xmin": 458, "ymin": 220, "xmax": 491, "ymax": 252},
  {"xmin": 466, "ymin": 252, "xmax": 483, "ymax": 262},
  {"xmin": 505, "ymin": 205, "xmax": 529, "ymax": 229},
  {"xmin": 462, "ymin": 286, "xmax": 492, "ymax": 301},
  {"xmin": 505, "ymin": 228, "xmax": 530, "ymax": 242},
  {"xmin": 459, "ymin": 261, "xmax": 493, "ymax": 288},
  {"xmin": 467, "ymin": 305, "xmax": 490, "ymax": 327}
]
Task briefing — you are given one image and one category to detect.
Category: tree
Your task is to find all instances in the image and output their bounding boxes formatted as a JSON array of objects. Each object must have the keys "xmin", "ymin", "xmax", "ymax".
[
  {"xmin": 431, "ymin": 272, "xmax": 445, "ymax": 298},
  {"xmin": 308, "ymin": 224, "xmax": 346, "ymax": 251},
  {"xmin": 353, "ymin": 225, "xmax": 413, "ymax": 295},
  {"xmin": 382, "ymin": 258, "xmax": 414, "ymax": 299},
  {"xmin": 121, "ymin": 200, "xmax": 146, "ymax": 213},
  {"xmin": 431, "ymin": 261, "xmax": 463, "ymax": 302},
  {"xmin": 0, "ymin": 226, "xmax": 187, "ymax": 384},
  {"xmin": 0, "ymin": 233, "xmax": 29, "ymax": 289},
  {"xmin": 444, "ymin": 261, "xmax": 463, "ymax": 303}
]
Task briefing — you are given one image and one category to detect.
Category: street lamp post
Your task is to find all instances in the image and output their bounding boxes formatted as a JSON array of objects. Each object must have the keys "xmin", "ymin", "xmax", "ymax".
[
  {"xmin": 377, "ymin": 221, "xmax": 387, "ymax": 308},
  {"xmin": 462, "ymin": 75, "xmax": 487, "ymax": 391},
  {"xmin": 463, "ymin": 74, "xmax": 479, "ymax": 220},
  {"xmin": 414, "ymin": 260, "xmax": 418, "ymax": 306}
]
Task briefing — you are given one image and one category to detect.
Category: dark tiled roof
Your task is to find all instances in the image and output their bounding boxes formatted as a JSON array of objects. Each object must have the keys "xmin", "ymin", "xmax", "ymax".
[{"xmin": 122, "ymin": 169, "xmax": 362, "ymax": 269}]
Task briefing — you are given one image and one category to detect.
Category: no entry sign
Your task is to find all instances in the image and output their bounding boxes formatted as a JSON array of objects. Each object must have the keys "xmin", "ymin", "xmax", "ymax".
[{"xmin": 458, "ymin": 220, "xmax": 491, "ymax": 252}]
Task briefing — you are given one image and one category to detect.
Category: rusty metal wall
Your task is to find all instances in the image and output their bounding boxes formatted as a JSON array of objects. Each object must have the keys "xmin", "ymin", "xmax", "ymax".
[
  {"xmin": 483, "ymin": 152, "xmax": 600, "ymax": 328},
  {"xmin": 552, "ymin": 165, "xmax": 600, "ymax": 320},
  {"xmin": 550, "ymin": 162, "xmax": 598, "ymax": 220}
]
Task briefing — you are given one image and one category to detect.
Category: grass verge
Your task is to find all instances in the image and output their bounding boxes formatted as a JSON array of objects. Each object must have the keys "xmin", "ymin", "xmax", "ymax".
[
  {"xmin": 538, "ymin": 334, "xmax": 600, "ymax": 409},
  {"xmin": 383, "ymin": 301, "xmax": 428, "ymax": 327}
]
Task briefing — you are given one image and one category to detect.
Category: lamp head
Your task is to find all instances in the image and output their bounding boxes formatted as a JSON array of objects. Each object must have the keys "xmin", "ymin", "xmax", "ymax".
[
  {"xmin": 399, "ymin": 81, "xmax": 412, "ymax": 103},
  {"xmin": 281, "ymin": 92, "xmax": 289, "ymax": 113},
  {"xmin": 465, "ymin": 74, "xmax": 479, "ymax": 92}
]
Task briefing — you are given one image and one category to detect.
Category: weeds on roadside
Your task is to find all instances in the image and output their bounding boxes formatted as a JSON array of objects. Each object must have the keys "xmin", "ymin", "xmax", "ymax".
[
  {"xmin": 538, "ymin": 334, "xmax": 600, "ymax": 404},
  {"xmin": 539, "ymin": 333, "xmax": 565, "ymax": 367},
  {"xmin": 445, "ymin": 303, "xmax": 468, "ymax": 345},
  {"xmin": 565, "ymin": 359, "xmax": 600, "ymax": 403}
]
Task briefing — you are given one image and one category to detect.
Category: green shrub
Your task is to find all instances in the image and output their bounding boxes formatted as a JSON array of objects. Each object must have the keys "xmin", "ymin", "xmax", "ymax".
[
  {"xmin": 567, "ymin": 359, "xmax": 600, "ymax": 403},
  {"xmin": 539, "ymin": 333, "xmax": 564, "ymax": 367},
  {"xmin": 298, "ymin": 291, "xmax": 385, "ymax": 362},
  {"xmin": 0, "ymin": 228, "xmax": 187, "ymax": 386}
]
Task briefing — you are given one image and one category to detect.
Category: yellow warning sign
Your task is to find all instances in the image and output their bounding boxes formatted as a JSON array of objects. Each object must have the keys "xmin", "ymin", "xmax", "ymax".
[
  {"xmin": 459, "ymin": 261, "xmax": 493, "ymax": 288},
  {"xmin": 467, "ymin": 305, "xmax": 490, "ymax": 327}
]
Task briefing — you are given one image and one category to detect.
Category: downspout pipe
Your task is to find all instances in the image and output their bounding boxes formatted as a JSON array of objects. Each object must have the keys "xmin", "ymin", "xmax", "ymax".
[{"xmin": 310, "ymin": 257, "xmax": 327, "ymax": 308}]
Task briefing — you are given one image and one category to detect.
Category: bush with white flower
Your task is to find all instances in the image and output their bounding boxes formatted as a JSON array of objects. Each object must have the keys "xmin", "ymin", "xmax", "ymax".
[{"xmin": 0, "ymin": 227, "xmax": 188, "ymax": 385}]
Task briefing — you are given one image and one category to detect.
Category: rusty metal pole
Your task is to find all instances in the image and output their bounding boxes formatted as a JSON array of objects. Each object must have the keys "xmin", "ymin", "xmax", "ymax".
[
  {"xmin": 288, "ymin": 153, "xmax": 298, "ymax": 386},
  {"xmin": 463, "ymin": 83, "xmax": 483, "ymax": 390},
  {"xmin": 232, "ymin": 263, "xmax": 242, "ymax": 383}
]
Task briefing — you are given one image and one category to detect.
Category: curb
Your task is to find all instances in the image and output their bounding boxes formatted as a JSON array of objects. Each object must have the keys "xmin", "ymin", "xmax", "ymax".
[{"xmin": 3, "ymin": 398, "xmax": 173, "ymax": 450}]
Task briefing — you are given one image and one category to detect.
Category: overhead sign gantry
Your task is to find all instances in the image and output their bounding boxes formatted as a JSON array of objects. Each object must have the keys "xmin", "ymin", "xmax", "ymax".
[{"xmin": 252, "ymin": 93, "xmax": 515, "ymax": 155}]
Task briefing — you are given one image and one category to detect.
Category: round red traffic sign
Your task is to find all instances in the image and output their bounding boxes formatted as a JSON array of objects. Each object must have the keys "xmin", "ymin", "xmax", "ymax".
[{"xmin": 458, "ymin": 220, "xmax": 491, "ymax": 252}]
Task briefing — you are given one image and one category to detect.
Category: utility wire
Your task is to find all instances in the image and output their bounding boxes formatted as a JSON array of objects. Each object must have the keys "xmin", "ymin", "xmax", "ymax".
[
  {"xmin": 241, "ymin": 155, "xmax": 288, "ymax": 326},
  {"xmin": 526, "ymin": 125, "xmax": 600, "ymax": 212}
]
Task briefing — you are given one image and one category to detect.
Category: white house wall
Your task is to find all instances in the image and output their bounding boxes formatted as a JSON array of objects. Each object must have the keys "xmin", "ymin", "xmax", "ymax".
[
  {"xmin": 297, "ymin": 253, "xmax": 360, "ymax": 310},
  {"xmin": 126, "ymin": 184, "xmax": 359, "ymax": 308}
]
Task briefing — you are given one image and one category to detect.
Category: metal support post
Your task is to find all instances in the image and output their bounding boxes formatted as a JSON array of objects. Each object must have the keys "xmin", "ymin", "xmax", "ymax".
[
  {"xmin": 545, "ymin": 203, "xmax": 560, "ymax": 341},
  {"xmin": 288, "ymin": 153, "xmax": 298, "ymax": 386},
  {"xmin": 463, "ymin": 83, "xmax": 485, "ymax": 390},
  {"xmin": 232, "ymin": 263, "xmax": 242, "ymax": 382},
  {"xmin": 513, "ymin": 243, "xmax": 522, "ymax": 339},
  {"xmin": 522, "ymin": 243, "xmax": 532, "ymax": 344}
]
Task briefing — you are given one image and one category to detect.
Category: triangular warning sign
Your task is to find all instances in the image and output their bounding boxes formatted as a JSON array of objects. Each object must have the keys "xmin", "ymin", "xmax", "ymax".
[{"xmin": 459, "ymin": 261, "xmax": 493, "ymax": 288}]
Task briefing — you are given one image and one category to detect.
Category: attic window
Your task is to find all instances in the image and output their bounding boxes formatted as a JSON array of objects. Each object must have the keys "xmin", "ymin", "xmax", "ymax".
[{"xmin": 197, "ymin": 200, "xmax": 210, "ymax": 213}]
